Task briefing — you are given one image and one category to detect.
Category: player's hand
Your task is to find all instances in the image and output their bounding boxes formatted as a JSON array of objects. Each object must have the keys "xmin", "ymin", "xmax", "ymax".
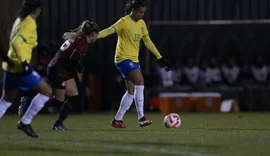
[
  {"xmin": 76, "ymin": 62, "xmax": 84, "ymax": 73},
  {"xmin": 21, "ymin": 61, "xmax": 32, "ymax": 74},
  {"xmin": 158, "ymin": 57, "xmax": 173, "ymax": 72}
]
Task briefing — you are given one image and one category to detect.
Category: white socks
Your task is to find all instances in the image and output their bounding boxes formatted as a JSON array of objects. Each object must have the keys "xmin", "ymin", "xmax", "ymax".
[
  {"xmin": 134, "ymin": 85, "xmax": 145, "ymax": 120},
  {"xmin": 0, "ymin": 99, "xmax": 12, "ymax": 119},
  {"xmin": 21, "ymin": 93, "xmax": 50, "ymax": 124},
  {"xmin": 115, "ymin": 92, "xmax": 134, "ymax": 121}
]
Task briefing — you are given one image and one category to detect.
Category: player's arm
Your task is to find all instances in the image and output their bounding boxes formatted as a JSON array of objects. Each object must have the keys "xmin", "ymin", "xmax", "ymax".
[
  {"xmin": 142, "ymin": 35, "xmax": 162, "ymax": 59},
  {"xmin": 11, "ymin": 24, "xmax": 35, "ymax": 73},
  {"xmin": 98, "ymin": 18, "xmax": 125, "ymax": 39},
  {"xmin": 141, "ymin": 20, "xmax": 173, "ymax": 71},
  {"xmin": 142, "ymin": 34, "xmax": 173, "ymax": 71},
  {"xmin": 11, "ymin": 35, "xmax": 27, "ymax": 63},
  {"xmin": 97, "ymin": 26, "xmax": 116, "ymax": 39},
  {"xmin": 69, "ymin": 38, "xmax": 87, "ymax": 62},
  {"xmin": 11, "ymin": 23, "xmax": 36, "ymax": 64}
]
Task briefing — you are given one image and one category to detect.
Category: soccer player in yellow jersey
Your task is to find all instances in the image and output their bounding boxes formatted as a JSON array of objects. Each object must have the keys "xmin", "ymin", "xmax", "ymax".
[
  {"xmin": 0, "ymin": 0, "xmax": 52, "ymax": 138},
  {"xmin": 98, "ymin": 0, "xmax": 173, "ymax": 128}
]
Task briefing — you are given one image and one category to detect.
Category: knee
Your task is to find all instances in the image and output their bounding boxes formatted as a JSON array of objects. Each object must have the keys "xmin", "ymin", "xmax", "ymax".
[
  {"xmin": 134, "ymin": 77, "xmax": 144, "ymax": 85},
  {"xmin": 66, "ymin": 89, "xmax": 79, "ymax": 97},
  {"xmin": 127, "ymin": 90, "xmax": 134, "ymax": 95},
  {"xmin": 45, "ymin": 88, "xmax": 52, "ymax": 97},
  {"xmin": 41, "ymin": 87, "xmax": 52, "ymax": 97}
]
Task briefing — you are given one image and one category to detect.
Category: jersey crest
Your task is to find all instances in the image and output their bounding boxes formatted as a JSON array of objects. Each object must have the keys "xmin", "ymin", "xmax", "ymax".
[{"xmin": 141, "ymin": 27, "xmax": 144, "ymax": 33}]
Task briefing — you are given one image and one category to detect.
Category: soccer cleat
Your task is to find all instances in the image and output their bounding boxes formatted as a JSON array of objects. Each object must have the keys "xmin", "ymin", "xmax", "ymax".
[
  {"xmin": 111, "ymin": 119, "xmax": 126, "ymax": 128},
  {"xmin": 52, "ymin": 124, "xmax": 69, "ymax": 130},
  {"xmin": 138, "ymin": 116, "xmax": 152, "ymax": 127},
  {"xmin": 17, "ymin": 121, "xmax": 39, "ymax": 138},
  {"xmin": 18, "ymin": 96, "xmax": 31, "ymax": 117}
]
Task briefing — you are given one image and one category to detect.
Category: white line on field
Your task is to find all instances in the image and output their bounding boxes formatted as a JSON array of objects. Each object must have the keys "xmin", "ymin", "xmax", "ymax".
[
  {"xmin": 15, "ymin": 140, "xmax": 217, "ymax": 156},
  {"xmin": 69, "ymin": 142, "xmax": 217, "ymax": 156}
]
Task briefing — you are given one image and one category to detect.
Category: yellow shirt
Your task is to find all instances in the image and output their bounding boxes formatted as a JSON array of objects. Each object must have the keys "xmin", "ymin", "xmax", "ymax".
[
  {"xmin": 98, "ymin": 15, "xmax": 162, "ymax": 63},
  {"xmin": 2, "ymin": 15, "xmax": 38, "ymax": 72},
  {"xmin": 112, "ymin": 16, "xmax": 149, "ymax": 62}
]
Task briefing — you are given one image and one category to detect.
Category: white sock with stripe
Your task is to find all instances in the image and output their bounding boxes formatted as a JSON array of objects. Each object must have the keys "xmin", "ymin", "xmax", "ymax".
[
  {"xmin": 134, "ymin": 85, "xmax": 145, "ymax": 120},
  {"xmin": 115, "ymin": 91, "xmax": 134, "ymax": 121},
  {"xmin": 21, "ymin": 93, "xmax": 50, "ymax": 124},
  {"xmin": 0, "ymin": 99, "xmax": 12, "ymax": 119}
]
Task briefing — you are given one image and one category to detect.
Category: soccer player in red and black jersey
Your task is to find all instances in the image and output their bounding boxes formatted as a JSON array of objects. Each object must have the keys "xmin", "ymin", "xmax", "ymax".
[{"xmin": 47, "ymin": 20, "xmax": 99, "ymax": 130}]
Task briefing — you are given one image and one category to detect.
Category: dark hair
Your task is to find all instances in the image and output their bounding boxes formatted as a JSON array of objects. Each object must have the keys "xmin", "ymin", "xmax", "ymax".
[
  {"xmin": 62, "ymin": 20, "xmax": 100, "ymax": 40},
  {"xmin": 124, "ymin": 0, "xmax": 146, "ymax": 15},
  {"xmin": 19, "ymin": 0, "xmax": 41, "ymax": 20}
]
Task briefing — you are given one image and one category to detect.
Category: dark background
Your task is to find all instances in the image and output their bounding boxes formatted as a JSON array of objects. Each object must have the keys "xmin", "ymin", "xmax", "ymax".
[{"xmin": 1, "ymin": 0, "xmax": 270, "ymax": 112}]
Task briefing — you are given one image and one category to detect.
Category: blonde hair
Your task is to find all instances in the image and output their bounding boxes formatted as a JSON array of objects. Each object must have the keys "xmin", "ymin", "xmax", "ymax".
[{"xmin": 62, "ymin": 20, "xmax": 100, "ymax": 40}]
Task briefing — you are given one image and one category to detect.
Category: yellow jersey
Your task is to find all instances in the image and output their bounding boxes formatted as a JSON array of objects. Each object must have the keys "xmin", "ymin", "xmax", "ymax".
[
  {"xmin": 2, "ymin": 15, "xmax": 38, "ymax": 72},
  {"xmin": 112, "ymin": 15, "xmax": 148, "ymax": 62},
  {"xmin": 98, "ymin": 15, "xmax": 162, "ymax": 63},
  {"xmin": 108, "ymin": 15, "xmax": 148, "ymax": 62}
]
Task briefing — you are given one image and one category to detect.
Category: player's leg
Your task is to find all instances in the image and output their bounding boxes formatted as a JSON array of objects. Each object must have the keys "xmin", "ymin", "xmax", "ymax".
[
  {"xmin": 51, "ymin": 87, "xmax": 67, "ymax": 130},
  {"xmin": 0, "ymin": 89, "xmax": 18, "ymax": 118},
  {"xmin": 52, "ymin": 78, "xmax": 78, "ymax": 130},
  {"xmin": 112, "ymin": 80, "xmax": 134, "ymax": 128},
  {"xmin": 18, "ymin": 95, "xmax": 32, "ymax": 117},
  {"xmin": 114, "ymin": 59, "xmax": 151, "ymax": 127},
  {"xmin": 126, "ymin": 66, "xmax": 152, "ymax": 127},
  {"xmin": 18, "ymin": 71, "xmax": 51, "ymax": 138},
  {"xmin": 0, "ymin": 71, "xmax": 20, "ymax": 118},
  {"xmin": 112, "ymin": 60, "xmax": 136, "ymax": 128},
  {"xmin": 48, "ymin": 70, "xmax": 68, "ymax": 130}
]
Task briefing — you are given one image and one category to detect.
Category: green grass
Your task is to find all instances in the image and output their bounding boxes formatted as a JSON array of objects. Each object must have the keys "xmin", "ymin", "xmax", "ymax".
[{"xmin": 1, "ymin": 113, "xmax": 270, "ymax": 156}]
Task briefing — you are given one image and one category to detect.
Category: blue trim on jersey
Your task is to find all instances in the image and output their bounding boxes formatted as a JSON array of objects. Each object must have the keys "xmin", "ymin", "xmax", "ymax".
[
  {"xmin": 3, "ymin": 70, "xmax": 42, "ymax": 91},
  {"xmin": 115, "ymin": 59, "xmax": 141, "ymax": 79}
]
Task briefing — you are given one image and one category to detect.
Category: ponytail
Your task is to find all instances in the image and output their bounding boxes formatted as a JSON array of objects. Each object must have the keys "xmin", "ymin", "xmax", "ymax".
[{"xmin": 62, "ymin": 20, "xmax": 99, "ymax": 40}]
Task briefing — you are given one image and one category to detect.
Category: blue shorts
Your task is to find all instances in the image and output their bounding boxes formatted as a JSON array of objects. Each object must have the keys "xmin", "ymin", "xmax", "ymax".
[
  {"xmin": 3, "ymin": 70, "xmax": 43, "ymax": 91},
  {"xmin": 115, "ymin": 59, "xmax": 141, "ymax": 79}
]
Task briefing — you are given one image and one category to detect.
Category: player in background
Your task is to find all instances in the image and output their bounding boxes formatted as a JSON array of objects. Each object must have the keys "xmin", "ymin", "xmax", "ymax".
[
  {"xmin": 0, "ymin": 0, "xmax": 52, "ymax": 138},
  {"xmin": 47, "ymin": 20, "xmax": 99, "ymax": 130},
  {"xmin": 98, "ymin": 0, "xmax": 173, "ymax": 128}
]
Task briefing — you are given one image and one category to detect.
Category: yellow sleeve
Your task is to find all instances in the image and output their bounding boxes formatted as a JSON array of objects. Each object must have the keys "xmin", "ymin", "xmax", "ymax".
[
  {"xmin": 98, "ymin": 26, "xmax": 116, "ymax": 39},
  {"xmin": 142, "ymin": 35, "xmax": 162, "ymax": 59},
  {"xmin": 11, "ymin": 36, "xmax": 26, "ymax": 62},
  {"xmin": 112, "ymin": 18, "xmax": 125, "ymax": 33},
  {"xmin": 98, "ymin": 18, "xmax": 126, "ymax": 39},
  {"xmin": 141, "ymin": 20, "xmax": 149, "ymax": 37},
  {"xmin": 18, "ymin": 20, "xmax": 38, "ymax": 47},
  {"xmin": 11, "ymin": 19, "xmax": 37, "ymax": 63}
]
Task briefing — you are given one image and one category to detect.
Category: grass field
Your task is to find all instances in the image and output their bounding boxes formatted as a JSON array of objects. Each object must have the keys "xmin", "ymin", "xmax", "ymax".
[{"xmin": 1, "ymin": 112, "xmax": 270, "ymax": 156}]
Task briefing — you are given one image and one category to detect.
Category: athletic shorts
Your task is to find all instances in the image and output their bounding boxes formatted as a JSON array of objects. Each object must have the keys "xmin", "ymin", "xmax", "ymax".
[
  {"xmin": 115, "ymin": 59, "xmax": 141, "ymax": 79},
  {"xmin": 50, "ymin": 72, "xmax": 74, "ymax": 89},
  {"xmin": 3, "ymin": 70, "xmax": 42, "ymax": 91}
]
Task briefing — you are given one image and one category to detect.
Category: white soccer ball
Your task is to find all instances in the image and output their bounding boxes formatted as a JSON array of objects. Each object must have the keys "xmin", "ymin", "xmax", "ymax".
[{"xmin": 163, "ymin": 113, "xmax": 181, "ymax": 128}]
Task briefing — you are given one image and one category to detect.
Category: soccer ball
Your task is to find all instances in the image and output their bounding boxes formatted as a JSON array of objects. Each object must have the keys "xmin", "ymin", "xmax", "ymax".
[{"xmin": 163, "ymin": 113, "xmax": 181, "ymax": 128}]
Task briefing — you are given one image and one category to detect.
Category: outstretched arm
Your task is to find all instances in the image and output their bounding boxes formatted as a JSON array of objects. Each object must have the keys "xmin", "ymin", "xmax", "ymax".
[
  {"xmin": 142, "ymin": 35, "xmax": 173, "ymax": 71},
  {"xmin": 142, "ymin": 35, "xmax": 162, "ymax": 59},
  {"xmin": 98, "ymin": 26, "xmax": 116, "ymax": 39}
]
